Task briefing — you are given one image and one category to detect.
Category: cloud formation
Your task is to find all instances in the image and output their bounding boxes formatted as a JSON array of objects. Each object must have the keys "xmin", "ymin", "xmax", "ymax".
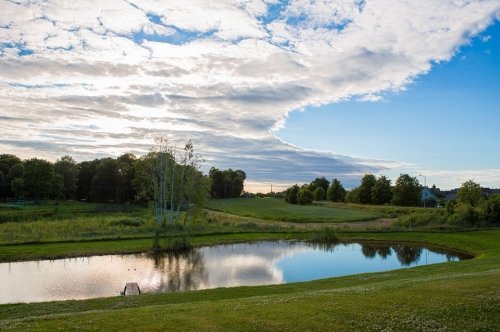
[{"xmin": 0, "ymin": 0, "xmax": 499, "ymax": 190}]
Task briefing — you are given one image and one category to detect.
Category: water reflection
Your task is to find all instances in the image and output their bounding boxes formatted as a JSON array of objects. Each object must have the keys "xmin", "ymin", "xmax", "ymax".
[{"xmin": 0, "ymin": 241, "xmax": 471, "ymax": 304}]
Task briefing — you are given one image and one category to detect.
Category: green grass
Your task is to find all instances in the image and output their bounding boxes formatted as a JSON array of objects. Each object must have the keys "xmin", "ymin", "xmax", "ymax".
[
  {"xmin": 206, "ymin": 198, "xmax": 381, "ymax": 223},
  {"xmin": 0, "ymin": 230, "xmax": 499, "ymax": 331}
]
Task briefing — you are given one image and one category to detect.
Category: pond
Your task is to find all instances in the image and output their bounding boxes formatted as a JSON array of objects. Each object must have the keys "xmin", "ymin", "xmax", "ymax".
[{"xmin": 0, "ymin": 241, "xmax": 471, "ymax": 304}]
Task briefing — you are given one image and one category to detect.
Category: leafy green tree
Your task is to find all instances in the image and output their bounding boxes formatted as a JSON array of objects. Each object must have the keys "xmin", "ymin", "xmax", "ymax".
[
  {"xmin": 90, "ymin": 158, "xmax": 122, "ymax": 202},
  {"xmin": 284, "ymin": 184, "xmax": 299, "ymax": 204},
  {"xmin": 54, "ymin": 155, "xmax": 79, "ymax": 200},
  {"xmin": 308, "ymin": 177, "xmax": 330, "ymax": 199},
  {"xmin": 391, "ymin": 174, "xmax": 421, "ymax": 206},
  {"xmin": 313, "ymin": 187, "xmax": 325, "ymax": 201},
  {"xmin": 298, "ymin": 187, "xmax": 313, "ymax": 205},
  {"xmin": 22, "ymin": 158, "xmax": 62, "ymax": 199},
  {"xmin": 327, "ymin": 178, "xmax": 346, "ymax": 202},
  {"xmin": 359, "ymin": 174, "xmax": 376, "ymax": 204},
  {"xmin": 371, "ymin": 176, "xmax": 392, "ymax": 205},
  {"xmin": 457, "ymin": 180, "xmax": 482, "ymax": 207}
]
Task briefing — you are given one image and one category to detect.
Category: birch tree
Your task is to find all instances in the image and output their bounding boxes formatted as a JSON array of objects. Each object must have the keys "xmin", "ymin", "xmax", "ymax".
[{"xmin": 149, "ymin": 137, "xmax": 206, "ymax": 226}]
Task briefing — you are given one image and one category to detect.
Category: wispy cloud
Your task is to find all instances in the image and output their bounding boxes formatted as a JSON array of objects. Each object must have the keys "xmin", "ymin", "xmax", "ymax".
[{"xmin": 1, "ymin": 0, "xmax": 499, "ymax": 189}]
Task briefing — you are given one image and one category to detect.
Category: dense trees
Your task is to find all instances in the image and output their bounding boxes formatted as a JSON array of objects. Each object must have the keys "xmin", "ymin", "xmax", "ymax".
[
  {"xmin": 90, "ymin": 158, "xmax": 122, "ymax": 203},
  {"xmin": 208, "ymin": 168, "xmax": 246, "ymax": 198},
  {"xmin": 22, "ymin": 158, "xmax": 63, "ymax": 199},
  {"xmin": 76, "ymin": 159, "xmax": 99, "ymax": 200},
  {"xmin": 0, "ymin": 148, "xmax": 210, "ymax": 209}
]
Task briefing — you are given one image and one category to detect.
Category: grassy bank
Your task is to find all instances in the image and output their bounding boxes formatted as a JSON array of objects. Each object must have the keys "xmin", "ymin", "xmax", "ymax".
[
  {"xmin": 206, "ymin": 198, "xmax": 380, "ymax": 222},
  {"xmin": 0, "ymin": 232, "xmax": 308, "ymax": 262},
  {"xmin": 0, "ymin": 230, "xmax": 499, "ymax": 331}
]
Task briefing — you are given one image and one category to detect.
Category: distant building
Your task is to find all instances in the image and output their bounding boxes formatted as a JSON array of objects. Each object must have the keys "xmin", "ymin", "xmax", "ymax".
[{"xmin": 421, "ymin": 187, "xmax": 439, "ymax": 205}]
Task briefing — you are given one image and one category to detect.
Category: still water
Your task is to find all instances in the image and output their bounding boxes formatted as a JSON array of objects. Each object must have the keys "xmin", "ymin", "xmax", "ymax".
[{"xmin": 0, "ymin": 241, "xmax": 471, "ymax": 304}]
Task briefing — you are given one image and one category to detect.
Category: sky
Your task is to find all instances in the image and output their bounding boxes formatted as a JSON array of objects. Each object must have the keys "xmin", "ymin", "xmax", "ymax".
[{"xmin": 0, "ymin": 0, "xmax": 499, "ymax": 192}]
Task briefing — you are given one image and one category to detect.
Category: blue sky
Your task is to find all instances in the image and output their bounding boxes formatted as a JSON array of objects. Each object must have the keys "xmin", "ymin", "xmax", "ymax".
[
  {"xmin": 0, "ymin": 1, "xmax": 499, "ymax": 191},
  {"xmin": 277, "ymin": 21, "xmax": 500, "ymax": 174}
]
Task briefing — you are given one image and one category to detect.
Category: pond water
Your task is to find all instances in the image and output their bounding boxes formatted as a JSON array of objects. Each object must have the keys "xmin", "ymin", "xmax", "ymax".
[{"xmin": 0, "ymin": 241, "xmax": 471, "ymax": 304}]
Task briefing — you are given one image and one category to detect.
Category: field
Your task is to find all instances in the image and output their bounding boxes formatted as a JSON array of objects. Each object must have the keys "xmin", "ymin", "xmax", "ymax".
[
  {"xmin": 0, "ymin": 199, "xmax": 499, "ymax": 331},
  {"xmin": 206, "ymin": 198, "xmax": 381, "ymax": 222}
]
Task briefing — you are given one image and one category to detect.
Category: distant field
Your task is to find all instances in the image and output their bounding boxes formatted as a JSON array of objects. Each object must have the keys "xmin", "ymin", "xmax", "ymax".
[{"xmin": 205, "ymin": 198, "xmax": 381, "ymax": 223}]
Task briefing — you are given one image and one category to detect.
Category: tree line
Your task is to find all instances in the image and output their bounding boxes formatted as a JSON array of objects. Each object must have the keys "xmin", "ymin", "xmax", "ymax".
[
  {"xmin": 0, "ymin": 152, "xmax": 247, "ymax": 205},
  {"xmin": 283, "ymin": 174, "xmax": 422, "ymax": 207}
]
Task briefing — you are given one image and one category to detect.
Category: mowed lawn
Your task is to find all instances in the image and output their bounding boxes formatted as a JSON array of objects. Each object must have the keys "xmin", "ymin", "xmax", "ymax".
[
  {"xmin": 1, "ymin": 231, "xmax": 499, "ymax": 331},
  {"xmin": 206, "ymin": 198, "xmax": 381, "ymax": 223}
]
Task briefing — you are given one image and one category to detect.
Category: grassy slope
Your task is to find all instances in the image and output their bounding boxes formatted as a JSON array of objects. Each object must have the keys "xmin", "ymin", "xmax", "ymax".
[
  {"xmin": 1, "ymin": 231, "xmax": 499, "ymax": 331},
  {"xmin": 206, "ymin": 198, "xmax": 380, "ymax": 222}
]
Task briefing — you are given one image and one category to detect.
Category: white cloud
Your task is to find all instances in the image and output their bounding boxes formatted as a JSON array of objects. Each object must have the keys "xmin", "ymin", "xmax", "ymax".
[{"xmin": 0, "ymin": 0, "xmax": 499, "ymax": 189}]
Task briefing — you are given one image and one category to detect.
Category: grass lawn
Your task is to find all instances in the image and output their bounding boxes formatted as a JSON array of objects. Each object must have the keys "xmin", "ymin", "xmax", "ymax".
[
  {"xmin": 206, "ymin": 197, "xmax": 381, "ymax": 223},
  {"xmin": 0, "ymin": 230, "xmax": 499, "ymax": 331}
]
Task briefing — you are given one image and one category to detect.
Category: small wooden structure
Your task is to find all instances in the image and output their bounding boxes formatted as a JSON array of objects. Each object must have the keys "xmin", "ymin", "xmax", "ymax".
[{"xmin": 122, "ymin": 282, "xmax": 141, "ymax": 296}]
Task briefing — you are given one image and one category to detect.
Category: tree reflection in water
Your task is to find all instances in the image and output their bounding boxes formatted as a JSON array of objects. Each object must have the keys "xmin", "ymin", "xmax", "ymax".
[
  {"xmin": 392, "ymin": 245, "xmax": 422, "ymax": 266},
  {"xmin": 360, "ymin": 243, "xmax": 421, "ymax": 265},
  {"xmin": 146, "ymin": 250, "xmax": 208, "ymax": 292},
  {"xmin": 311, "ymin": 242, "xmax": 425, "ymax": 266},
  {"xmin": 361, "ymin": 244, "xmax": 392, "ymax": 259}
]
